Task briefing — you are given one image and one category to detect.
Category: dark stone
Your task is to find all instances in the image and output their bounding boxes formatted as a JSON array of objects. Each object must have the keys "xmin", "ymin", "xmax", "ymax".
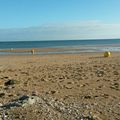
[
  {"xmin": 51, "ymin": 90, "xmax": 56, "ymax": 94},
  {"xmin": 96, "ymin": 70, "xmax": 104, "ymax": 77},
  {"xmin": 0, "ymin": 93, "xmax": 5, "ymax": 97},
  {"xmin": 114, "ymin": 83, "xmax": 119, "ymax": 88},
  {"xmin": 19, "ymin": 95, "xmax": 29, "ymax": 101},
  {"xmin": 84, "ymin": 95, "xmax": 92, "ymax": 99},
  {"xmin": 4, "ymin": 80, "xmax": 16, "ymax": 86},
  {"xmin": 4, "ymin": 76, "xmax": 9, "ymax": 79},
  {"xmin": 8, "ymin": 94, "xmax": 13, "ymax": 97},
  {"xmin": 113, "ymin": 71, "xmax": 119, "ymax": 75}
]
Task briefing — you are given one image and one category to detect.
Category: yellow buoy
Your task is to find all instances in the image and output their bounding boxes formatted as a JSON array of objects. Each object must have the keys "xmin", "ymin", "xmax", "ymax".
[{"xmin": 104, "ymin": 51, "xmax": 111, "ymax": 57}]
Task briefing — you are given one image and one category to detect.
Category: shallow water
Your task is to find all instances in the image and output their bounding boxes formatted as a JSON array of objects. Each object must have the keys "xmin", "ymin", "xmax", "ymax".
[{"xmin": 0, "ymin": 39, "xmax": 120, "ymax": 54}]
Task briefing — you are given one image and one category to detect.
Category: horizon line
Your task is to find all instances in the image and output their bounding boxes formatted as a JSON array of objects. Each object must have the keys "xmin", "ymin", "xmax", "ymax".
[{"xmin": 0, "ymin": 38, "xmax": 120, "ymax": 42}]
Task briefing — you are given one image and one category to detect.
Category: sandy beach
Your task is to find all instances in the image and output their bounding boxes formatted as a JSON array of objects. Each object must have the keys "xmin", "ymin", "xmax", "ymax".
[{"xmin": 0, "ymin": 52, "xmax": 120, "ymax": 120}]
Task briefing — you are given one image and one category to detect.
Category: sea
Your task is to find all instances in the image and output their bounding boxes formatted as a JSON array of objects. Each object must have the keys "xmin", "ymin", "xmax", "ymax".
[{"xmin": 0, "ymin": 39, "xmax": 120, "ymax": 55}]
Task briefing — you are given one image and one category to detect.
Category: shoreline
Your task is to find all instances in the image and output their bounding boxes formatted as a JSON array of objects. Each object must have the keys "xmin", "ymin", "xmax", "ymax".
[{"xmin": 0, "ymin": 45, "xmax": 120, "ymax": 55}]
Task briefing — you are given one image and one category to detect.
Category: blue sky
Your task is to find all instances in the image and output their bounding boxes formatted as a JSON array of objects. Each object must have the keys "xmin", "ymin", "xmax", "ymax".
[{"xmin": 0, "ymin": 0, "xmax": 120, "ymax": 41}]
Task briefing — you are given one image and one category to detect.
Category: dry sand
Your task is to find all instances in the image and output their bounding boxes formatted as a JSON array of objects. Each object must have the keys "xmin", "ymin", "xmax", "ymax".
[{"xmin": 0, "ymin": 52, "xmax": 120, "ymax": 120}]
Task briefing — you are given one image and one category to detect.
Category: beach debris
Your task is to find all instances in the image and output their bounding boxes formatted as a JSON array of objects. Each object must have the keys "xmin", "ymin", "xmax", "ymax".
[
  {"xmin": 104, "ymin": 51, "xmax": 111, "ymax": 57},
  {"xmin": 4, "ymin": 80, "xmax": 17, "ymax": 86}
]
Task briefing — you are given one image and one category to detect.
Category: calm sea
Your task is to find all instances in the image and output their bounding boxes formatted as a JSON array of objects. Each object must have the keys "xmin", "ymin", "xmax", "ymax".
[{"xmin": 0, "ymin": 39, "xmax": 120, "ymax": 54}]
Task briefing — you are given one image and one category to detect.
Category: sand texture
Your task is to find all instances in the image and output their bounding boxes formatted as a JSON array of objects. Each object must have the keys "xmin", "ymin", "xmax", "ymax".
[{"xmin": 0, "ymin": 52, "xmax": 120, "ymax": 120}]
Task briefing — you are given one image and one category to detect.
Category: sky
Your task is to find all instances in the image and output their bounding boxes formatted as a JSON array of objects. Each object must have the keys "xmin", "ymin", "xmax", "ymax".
[{"xmin": 0, "ymin": 0, "xmax": 120, "ymax": 41}]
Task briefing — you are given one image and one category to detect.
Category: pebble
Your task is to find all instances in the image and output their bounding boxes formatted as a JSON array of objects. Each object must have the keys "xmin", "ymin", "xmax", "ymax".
[
  {"xmin": 0, "ymin": 95, "xmax": 95, "ymax": 119},
  {"xmin": 4, "ymin": 80, "xmax": 16, "ymax": 86},
  {"xmin": 96, "ymin": 70, "xmax": 104, "ymax": 77},
  {"xmin": 22, "ymin": 96, "xmax": 37, "ymax": 106},
  {"xmin": 113, "ymin": 71, "xmax": 119, "ymax": 75},
  {"xmin": 0, "ymin": 103, "xmax": 3, "ymax": 107},
  {"xmin": 0, "ymin": 93, "xmax": 5, "ymax": 97},
  {"xmin": 84, "ymin": 95, "xmax": 92, "ymax": 99},
  {"xmin": 110, "ymin": 82, "xmax": 119, "ymax": 90},
  {"xmin": 0, "ymin": 79, "xmax": 4, "ymax": 86},
  {"xmin": 50, "ymin": 90, "xmax": 57, "ymax": 94},
  {"xmin": 80, "ymin": 84, "xmax": 86, "ymax": 87},
  {"xmin": 64, "ymin": 85, "xmax": 73, "ymax": 89}
]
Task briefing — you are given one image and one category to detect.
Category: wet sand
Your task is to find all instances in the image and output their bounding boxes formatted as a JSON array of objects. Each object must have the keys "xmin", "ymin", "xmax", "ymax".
[{"xmin": 0, "ymin": 52, "xmax": 120, "ymax": 120}]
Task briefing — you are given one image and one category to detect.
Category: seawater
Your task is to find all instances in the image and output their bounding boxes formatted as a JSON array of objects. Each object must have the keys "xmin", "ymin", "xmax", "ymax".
[{"xmin": 0, "ymin": 39, "xmax": 120, "ymax": 54}]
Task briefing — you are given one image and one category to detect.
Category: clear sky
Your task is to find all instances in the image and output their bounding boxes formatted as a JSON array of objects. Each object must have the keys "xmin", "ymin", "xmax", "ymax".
[{"xmin": 0, "ymin": 0, "xmax": 120, "ymax": 41}]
